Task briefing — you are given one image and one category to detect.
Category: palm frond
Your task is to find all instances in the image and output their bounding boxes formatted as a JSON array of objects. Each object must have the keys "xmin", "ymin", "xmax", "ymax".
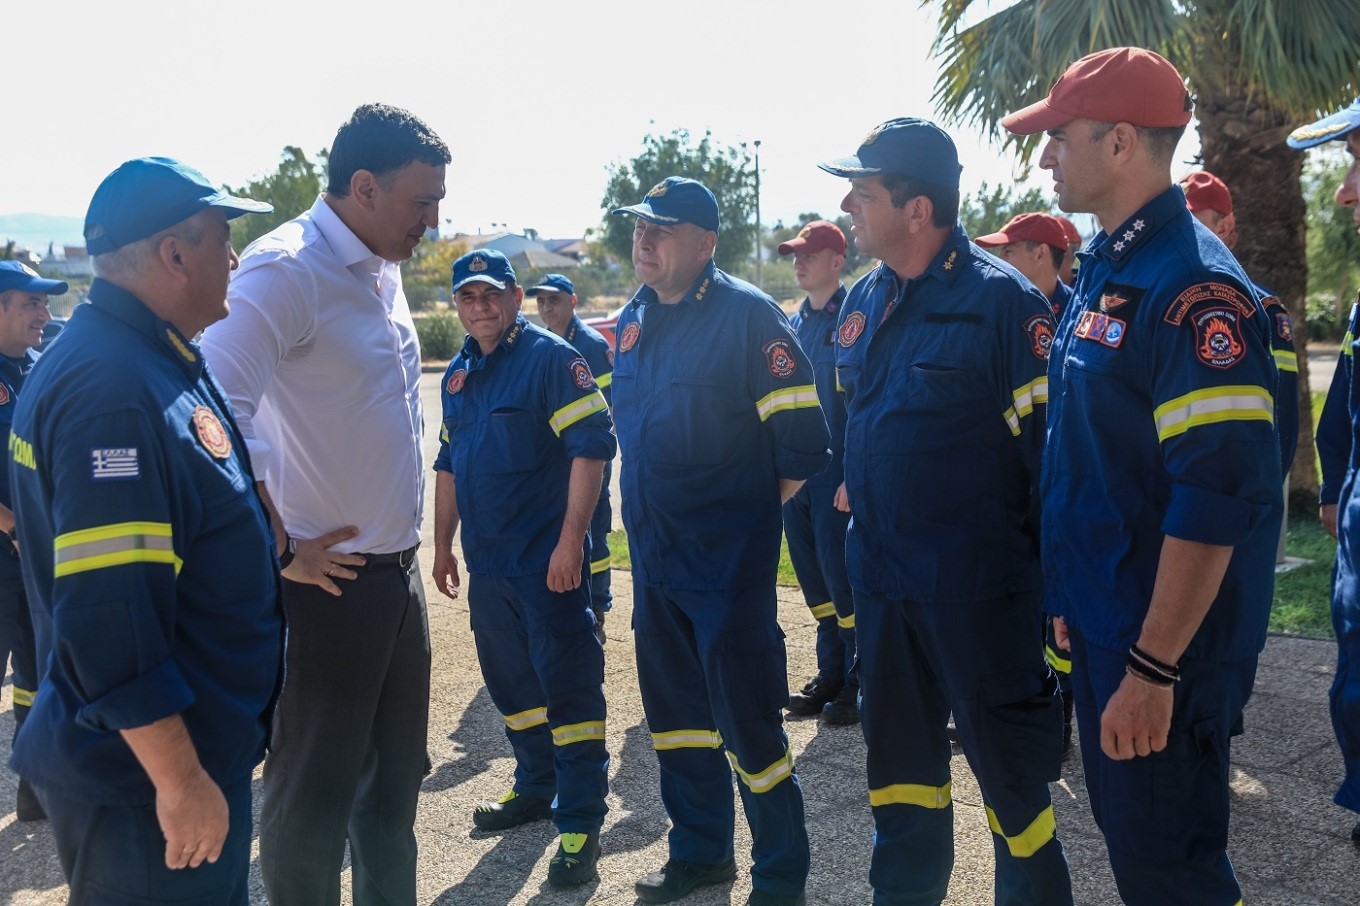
[{"xmin": 1225, "ymin": 0, "xmax": 1360, "ymax": 115}]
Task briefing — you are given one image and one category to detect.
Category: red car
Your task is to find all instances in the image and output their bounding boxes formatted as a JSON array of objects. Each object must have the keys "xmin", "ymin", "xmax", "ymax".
[{"xmin": 583, "ymin": 304, "xmax": 627, "ymax": 348}]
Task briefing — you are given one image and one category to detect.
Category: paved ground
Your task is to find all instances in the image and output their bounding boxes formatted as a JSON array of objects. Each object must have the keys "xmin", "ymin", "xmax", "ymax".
[{"xmin": 4, "ymin": 368, "xmax": 1360, "ymax": 905}]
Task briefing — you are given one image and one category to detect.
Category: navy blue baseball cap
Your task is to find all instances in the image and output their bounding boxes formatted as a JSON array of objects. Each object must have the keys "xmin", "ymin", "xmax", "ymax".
[
  {"xmin": 527, "ymin": 274, "xmax": 574, "ymax": 296},
  {"xmin": 0, "ymin": 261, "xmax": 68, "ymax": 295},
  {"xmin": 1288, "ymin": 98, "xmax": 1360, "ymax": 149},
  {"xmin": 819, "ymin": 118, "xmax": 962, "ymax": 190},
  {"xmin": 452, "ymin": 249, "xmax": 516, "ymax": 293},
  {"xmin": 84, "ymin": 157, "xmax": 273, "ymax": 255},
  {"xmin": 613, "ymin": 176, "xmax": 721, "ymax": 233}
]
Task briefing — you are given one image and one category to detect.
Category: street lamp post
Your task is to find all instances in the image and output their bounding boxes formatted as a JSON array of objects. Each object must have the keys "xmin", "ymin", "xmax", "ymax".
[{"xmin": 754, "ymin": 139, "xmax": 763, "ymax": 288}]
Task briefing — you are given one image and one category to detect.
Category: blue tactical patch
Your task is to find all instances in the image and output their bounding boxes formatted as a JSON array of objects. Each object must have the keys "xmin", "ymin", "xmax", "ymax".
[{"xmin": 91, "ymin": 447, "xmax": 139, "ymax": 480}]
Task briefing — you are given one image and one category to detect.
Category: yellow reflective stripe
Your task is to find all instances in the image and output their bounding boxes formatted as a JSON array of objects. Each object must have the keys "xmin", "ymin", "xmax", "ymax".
[
  {"xmin": 12, "ymin": 686, "xmax": 34, "ymax": 707},
  {"xmin": 553, "ymin": 720, "xmax": 605, "ymax": 746},
  {"xmin": 595, "ymin": 371, "xmax": 613, "ymax": 390},
  {"xmin": 1273, "ymin": 348, "xmax": 1298, "ymax": 373},
  {"xmin": 869, "ymin": 780, "xmax": 952, "ymax": 809},
  {"xmin": 727, "ymin": 747, "xmax": 794, "ymax": 793},
  {"xmin": 1003, "ymin": 376, "xmax": 1049, "ymax": 437},
  {"xmin": 755, "ymin": 384, "xmax": 819, "ymax": 422},
  {"xmin": 1345, "ymin": 329, "xmax": 1355, "ymax": 357},
  {"xmin": 837, "ymin": 613, "xmax": 856, "ymax": 630},
  {"xmin": 1003, "ymin": 406, "xmax": 1021, "ymax": 437},
  {"xmin": 54, "ymin": 521, "xmax": 180, "ymax": 578},
  {"xmin": 549, "ymin": 392, "xmax": 608, "ymax": 436},
  {"xmin": 440, "ymin": 424, "xmax": 449, "ymax": 443},
  {"xmin": 503, "ymin": 706, "xmax": 548, "ymax": 731},
  {"xmin": 652, "ymin": 728, "xmax": 723, "ymax": 750},
  {"xmin": 809, "ymin": 601, "xmax": 836, "ymax": 620},
  {"xmin": 1045, "ymin": 644, "xmax": 1071, "ymax": 675},
  {"xmin": 1153, "ymin": 385, "xmax": 1274, "ymax": 442},
  {"xmin": 985, "ymin": 804, "xmax": 1056, "ymax": 858},
  {"xmin": 590, "ymin": 555, "xmax": 610, "ymax": 575}
]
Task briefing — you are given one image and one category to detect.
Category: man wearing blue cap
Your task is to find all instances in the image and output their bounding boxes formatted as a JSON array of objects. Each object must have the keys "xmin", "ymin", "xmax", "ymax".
[
  {"xmin": 7, "ymin": 157, "xmax": 279, "ymax": 901},
  {"xmin": 1289, "ymin": 98, "xmax": 1360, "ymax": 846},
  {"xmin": 0, "ymin": 260, "xmax": 64, "ymax": 824},
  {"xmin": 528, "ymin": 273, "xmax": 615, "ymax": 643},
  {"xmin": 611, "ymin": 176, "xmax": 830, "ymax": 906},
  {"xmin": 431, "ymin": 249, "xmax": 614, "ymax": 885},
  {"xmin": 201, "ymin": 103, "xmax": 449, "ymax": 904},
  {"xmin": 820, "ymin": 119, "xmax": 1072, "ymax": 905}
]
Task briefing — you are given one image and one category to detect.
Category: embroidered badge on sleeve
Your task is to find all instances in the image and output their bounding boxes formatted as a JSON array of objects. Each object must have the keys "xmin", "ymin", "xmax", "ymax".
[
  {"xmin": 569, "ymin": 357, "xmax": 596, "ymax": 390},
  {"xmin": 91, "ymin": 447, "xmax": 140, "ymax": 480},
  {"xmin": 619, "ymin": 322, "xmax": 641, "ymax": 353},
  {"xmin": 1023, "ymin": 313, "xmax": 1055, "ymax": 360},
  {"xmin": 839, "ymin": 311, "xmax": 867, "ymax": 348},
  {"xmin": 763, "ymin": 339, "xmax": 798, "ymax": 378},
  {"xmin": 446, "ymin": 368, "xmax": 467, "ymax": 394}
]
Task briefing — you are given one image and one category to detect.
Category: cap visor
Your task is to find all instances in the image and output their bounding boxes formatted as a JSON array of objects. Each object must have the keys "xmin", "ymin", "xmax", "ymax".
[
  {"xmin": 1001, "ymin": 100, "xmax": 1071, "ymax": 136},
  {"xmin": 1287, "ymin": 110, "xmax": 1360, "ymax": 149},
  {"xmin": 972, "ymin": 232, "xmax": 1011, "ymax": 248},
  {"xmin": 210, "ymin": 193, "xmax": 275, "ymax": 219},
  {"xmin": 527, "ymin": 284, "xmax": 556, "ymax": 295},
  {"xmin": 452, "ymin": 275, "xmax": 508, "ymax": 292},
  {"xmin": 611, "ymin": 204, "xmax": 680, "ymax": 225},
  {"xmin": 817, "ymin": 157, "xmax": 882, "ymax": 178},
  {"xmin": 776, "ymin": 239, "xmax": 806, "ymax": 256}
]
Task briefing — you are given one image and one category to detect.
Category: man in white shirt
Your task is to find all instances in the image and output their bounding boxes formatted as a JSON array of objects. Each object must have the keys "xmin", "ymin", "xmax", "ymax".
[{"xmin": 201, "ymin": 103, "xmax": 450, "ymax": 905}]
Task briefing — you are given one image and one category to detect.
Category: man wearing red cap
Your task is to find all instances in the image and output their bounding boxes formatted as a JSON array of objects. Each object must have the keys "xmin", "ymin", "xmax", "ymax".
[
  {"xmin": 1181, "ymin": 170, "xmax": 1299, "ymax": 479},
  {"xmin": 776, "ymin": 221, "xmax": 858, "ymax": 726},
  {"xmin": 974, "ymin": 213, "xmax": 1074, "ymax": 318},
  {"xmin": 1053, "ymin": 217, "xmax": 1082, "ymax": 286},
  {"xmin": 1005, "ymin": 48, "xmax": 1282, "ymax": 904}
]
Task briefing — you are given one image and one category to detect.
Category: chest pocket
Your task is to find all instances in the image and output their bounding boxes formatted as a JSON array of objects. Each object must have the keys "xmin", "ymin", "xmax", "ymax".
[
  {"xmin": 648, "ymin": 377, "xmax": 745, "ymax": 468},
  {"xmin": 479, "ymin": 409, "xmax": 547, "ymax": 476}
]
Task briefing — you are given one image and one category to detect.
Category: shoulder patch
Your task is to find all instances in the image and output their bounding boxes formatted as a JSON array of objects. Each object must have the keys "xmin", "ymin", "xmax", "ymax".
[
  {"xmin": 192, "ymin": 406, "xmax": 232, "ymax": 459},
  {"xmin": 0, "ymin": 384, "xmax": 10, "ymax": 407},
  {"xmin": 1192, "ymin": 307, "xmax": 1248, "ymax": 369},
  {"xmin": 839, "ymin": 311, "xmax": 867, "ymax": 347},
  {"xmin": 1023, "ymin": 313, "xmax": 1055, "ymax": 360},
  {"xmin": 446, "ymin": 368, "xmax": 467, "ymax": 394},
  {"xmin": 763, "ymin": 339, "xmax": 798, "ymax": 378},
  {"xmin": 569, "ymin": 357, "xmax": 596, "ymax": 390},
  {"xmin": 1099, "ymin": 281, "xmax": 1144, "ymax": 313},
  {"xmin": 1263, "ymin": 297, "xmax": 1292, "ymax": 342},
  {"xmin": 605, "ymin": 346, "xmax": 615, "ymax": 366},
  {"xmin": 619, "ymin": 321, "xmax": 641, "ymax": 353},
  {"xmin": 91, "ymin": 447, "xmax": 140, "ymax": 481},
  {"xmin": 1164, "ymin": 282, "xmax": 1256, "ymax": 326}
]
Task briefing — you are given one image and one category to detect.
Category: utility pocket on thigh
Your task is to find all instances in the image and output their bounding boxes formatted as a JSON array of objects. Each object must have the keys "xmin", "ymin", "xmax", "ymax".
[
  {"xmin": 710, "ymin": 621, "xmax": 788, "ymax": 722},
  {"xmin": 1148, "ymin": 714, "xmax": 1230, "ymax": 862},
  {"xmin": 971, "ymin": 664, "xmax": 1063, "ymax": 785}
]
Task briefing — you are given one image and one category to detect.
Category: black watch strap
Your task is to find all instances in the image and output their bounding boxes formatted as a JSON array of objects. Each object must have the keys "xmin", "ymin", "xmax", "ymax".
[{"xmin": 278, "ymin": 535, "xmax": 297, "ymax": 569}]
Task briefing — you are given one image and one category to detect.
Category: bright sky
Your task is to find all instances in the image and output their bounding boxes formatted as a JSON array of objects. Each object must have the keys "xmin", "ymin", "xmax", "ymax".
[{"xmin": 5, "ymin": 0, "xmax": 1198, "ymax": 242}]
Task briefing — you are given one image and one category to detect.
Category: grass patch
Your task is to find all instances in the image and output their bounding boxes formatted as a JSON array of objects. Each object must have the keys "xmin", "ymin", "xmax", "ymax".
[{"xmin": 607, "ymin": 529, "xmax": 799, "ymax": 586}]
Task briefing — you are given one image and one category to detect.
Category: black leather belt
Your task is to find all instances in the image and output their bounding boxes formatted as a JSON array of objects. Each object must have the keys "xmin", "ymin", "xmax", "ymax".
[{"xmin": 359, "ymin": 544, "xmax": 419, "ymax": 568}]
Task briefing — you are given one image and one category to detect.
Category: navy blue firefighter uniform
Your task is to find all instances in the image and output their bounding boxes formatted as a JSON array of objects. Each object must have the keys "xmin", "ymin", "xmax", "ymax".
[
  {"xmin": 1043, "ymin": 186, "xmax": 1281, "ymax": 906},
  {"xmin": 434, "ymin": 314, "xmax": 615, "ymax": 836},
  {"xmin": 836, "ymin": 228, "xmax": 1072, "ymax": 906},
  {"xmin": 8, "ymin": 280, "xmax": 283, "ymax": 900},
  {"xmin": 560, "ymin": 314, "xmax": 615, "ymax": 624},
  {"xmin": 782, "ymin": 285, "xmax": 857, "ymax": 707},
  {"xmin": 612, "ymin": 260, "xmax": 830, "ymax": 898}
]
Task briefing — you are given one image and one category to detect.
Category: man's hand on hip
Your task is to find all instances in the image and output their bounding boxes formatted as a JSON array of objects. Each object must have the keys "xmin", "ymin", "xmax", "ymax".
[{"xmin": 283, "ymin": 525, "xmax": 366, "ymax": 596}]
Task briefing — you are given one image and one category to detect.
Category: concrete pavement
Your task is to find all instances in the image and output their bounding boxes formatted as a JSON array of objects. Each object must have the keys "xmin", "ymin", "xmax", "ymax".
[{"xmin": 3, "ymin": 369, "xmax": 1360, "ymax": 904}]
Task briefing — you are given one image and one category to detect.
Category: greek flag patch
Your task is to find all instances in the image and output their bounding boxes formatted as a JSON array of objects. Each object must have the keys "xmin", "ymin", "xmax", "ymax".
[{"xmin": 91, "ymin": 448, "xmax": 140, "ymax": 481}]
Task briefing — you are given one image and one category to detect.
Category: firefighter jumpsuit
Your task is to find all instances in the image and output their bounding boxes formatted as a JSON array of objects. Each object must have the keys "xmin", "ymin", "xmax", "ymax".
[
  {"xmin": 434, "ymin": 315, "xmax": 615, "ymax": 836},
  {"xmin": 0, "ymin": 353, "xmax": 37, "ymax": 763},
  {"xmin": 836, "ymin": 227, "xmax": 1071, "ymax": 906},
  {"xmin": 1044, "ymin": 186, "xmax": 1281, "ymax": 905},
  {"xmin": 611, "ymin": 261, "xmax": 830, "ymax": 898},
  {"xmin": 782, "ymin": 284, "xmax": 856, "ymax": 700},
  {"xmin": 1329, "ymin": 298, "xmax": 1360, "ymax": 821}
]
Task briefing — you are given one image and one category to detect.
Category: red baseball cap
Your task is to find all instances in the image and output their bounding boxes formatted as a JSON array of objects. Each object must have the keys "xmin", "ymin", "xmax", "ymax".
[
  {"xmin": 778, "ymin": 220, "xmax": 847, "ymax": 257},
  {"xmin": 1054, "ymin": 216, "xmax": 1082, "ymax": 246},
  {"xmin": 1180, "ymin": 170, "xmax": 1233, "ymax": 216},
  {"xmin": 1002, "ymin": 47, "xmax": 1193, "ymax": 135},
  {"xmin": 974, "ymin": 212, "xmax": 1069, "ymax": 252}
]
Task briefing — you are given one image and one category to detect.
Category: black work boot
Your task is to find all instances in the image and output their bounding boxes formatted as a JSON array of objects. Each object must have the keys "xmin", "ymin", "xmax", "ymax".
[
  {"xmin": 635, "ymin": 858, "xmax": 737, "ymax": 903},
  {"xmin": 471, "ymin": 790, "xmax": 552, "ymax": 832},
  {"xmin": 548, "ymin": 832, "xmax": 600, "ymax": 887},
  {"xmin": 821, "ymin": 684, "xmax": 860, "ymax": 726},
  {"xmin": 16, "ymin": 779, "xmax": 45, "ymax": 822},
  {"xmin": 787, "ymin": 674, "xmax": 843, "ymax": 717}
]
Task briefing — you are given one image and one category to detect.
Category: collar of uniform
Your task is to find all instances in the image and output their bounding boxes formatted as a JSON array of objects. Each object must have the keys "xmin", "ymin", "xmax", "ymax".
[
  {"xmin": 926, "ymin": 226, "xmax": 970, "ymax": 285},
  {"xmin": 1094, "ymin": 185, "xmax": 1186, "ymax": 271},
  {"xmin": 564, "ymin": 314, "xmax": 584, "ymax": 344},
  {"xmin": 0, "ymin": 350, "xmax": 36, "ymax": 385},
  {"xmin": 459, "ymin": 313, "xmax": 531, "ymax": 365},
  {"xmin": 799, "ymin": 283, "xmax": 846, "ymax": 319},
  {"xmin": 88, "ymin": 278, "xmax": 204, "ymax": 376}
]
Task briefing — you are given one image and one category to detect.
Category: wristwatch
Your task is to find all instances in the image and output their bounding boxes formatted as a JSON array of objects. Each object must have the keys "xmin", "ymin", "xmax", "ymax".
[{"xmin": 278, "ymin": 535, "xmax": 297, "ymax": 570}]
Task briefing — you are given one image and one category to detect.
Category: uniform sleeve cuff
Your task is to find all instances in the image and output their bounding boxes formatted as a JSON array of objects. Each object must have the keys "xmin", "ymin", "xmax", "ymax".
[
  {"xmin": 563, "ymin": 428, "xmax": 618, "ymax": 463},
  {"xmin": 1161, "ymin": 484, "xmax": 1257, "ymax": 547},
  {"xmin": 74, "ymin": 658, "xmax": 195, "ymax": 733}
]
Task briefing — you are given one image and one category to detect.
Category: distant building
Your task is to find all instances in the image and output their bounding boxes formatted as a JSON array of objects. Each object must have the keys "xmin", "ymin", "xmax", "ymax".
[
  {"xmin": 45, "ymin": 245, "xmax": 93, "ymax": 279},
  {"xmin": 449, "ymin": 231, "xmax": 585, "ymax": 270}
]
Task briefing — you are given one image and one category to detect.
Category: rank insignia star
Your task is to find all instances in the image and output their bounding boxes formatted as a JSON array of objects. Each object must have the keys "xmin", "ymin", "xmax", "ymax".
[
  {"xmin": 1133, "ymin": 220, "xmax": 1145, "ymax": 231},
  {"xmin": 943, "ymin": 250, "xmax": 957, "ymax": 271},
  {"xmin": 1113, "ymin": 241, "xmax": 1126, "ymax": 252},
  {"xmin": 1123, "ymin": 230, "xmax": 1135, "ymax": 241}
]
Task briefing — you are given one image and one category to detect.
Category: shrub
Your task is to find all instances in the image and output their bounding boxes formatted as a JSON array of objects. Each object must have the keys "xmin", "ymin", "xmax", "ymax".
[{"xmin": 416, "ymin": 312, "xmax": 464, "ymax": 362}]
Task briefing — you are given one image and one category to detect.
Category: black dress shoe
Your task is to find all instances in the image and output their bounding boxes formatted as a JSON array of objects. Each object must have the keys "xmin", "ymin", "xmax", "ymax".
[
  {"xmin": 787, "ymin": 674, "xmax": 843, "ymax": 717},
  {"xmin": 821, "ymin": 684, "xmax": 860, "ymax": 726},
  {"xmin": 635, "ymin": 858, "xmax": 737, "ymax": 903},
  {"xmin": 471, "ymin": 790, "xmax": 552, "ymax": 831},
  {"xmin": 746, "ymin": 889, "xmax": 807, "ymax": 906},
  {"xmin": 16, "ymin": 779, "xmax": 45, "ymax": 822},
  {"xmin": 548, "ymin": 832, "xmax": 600, "ymax": 887}
]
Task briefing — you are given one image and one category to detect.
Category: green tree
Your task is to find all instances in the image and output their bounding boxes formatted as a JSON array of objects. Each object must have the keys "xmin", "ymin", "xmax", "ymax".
[
  {"xmin": 958, "ymin": 182, "xmax": 1056, "ymax": 239},
  {"xmin": 1305, "ymin": 150, "xmax": 1360, "ymax": 321},
  {"xmin": 598, "ymin": 130, "xmax": 756, "ymax": 275},
  {"xmin": 225, "ymin": 146, "xmax": 328, "ymax": 251},
  {"xmin": 923, "ymin": 0, "xmax": 1360, "ymax": 499},
  {"xmin": 400, "ymin": 237, "xmax": 468, "ymax": 311}
]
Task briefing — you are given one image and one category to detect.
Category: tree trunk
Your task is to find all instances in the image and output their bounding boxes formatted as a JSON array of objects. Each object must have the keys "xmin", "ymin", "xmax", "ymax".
[{"xmin": 1194, "ymin": 73, "xmax": 1317, "ymax": 504}]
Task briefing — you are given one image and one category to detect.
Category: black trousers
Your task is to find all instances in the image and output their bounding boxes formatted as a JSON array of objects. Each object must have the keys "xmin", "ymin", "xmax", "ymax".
[
  {"xmin": 260, "ymin": 555, "xmax": 431, "ymax": 906},
  {"xmin": 0, "ymin": 570, "xmax": 35, "ymax": 746}
]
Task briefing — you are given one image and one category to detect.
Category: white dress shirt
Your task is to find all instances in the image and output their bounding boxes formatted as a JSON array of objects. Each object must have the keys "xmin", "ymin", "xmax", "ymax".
[{"xmin": 201, "ymin": 196, "xmax": 424, "ymax": 555}]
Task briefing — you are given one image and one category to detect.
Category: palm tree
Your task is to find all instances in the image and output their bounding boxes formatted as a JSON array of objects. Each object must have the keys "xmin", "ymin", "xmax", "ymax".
[{"xmin": 924, "ymin": 0, "xmax": 1360, "ymax": 500}]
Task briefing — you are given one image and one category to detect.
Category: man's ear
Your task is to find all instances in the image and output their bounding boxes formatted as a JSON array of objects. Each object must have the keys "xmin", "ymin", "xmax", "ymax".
[{"xmin": 351, "ymin": 169, "xmax": 379, "ymax": 211}]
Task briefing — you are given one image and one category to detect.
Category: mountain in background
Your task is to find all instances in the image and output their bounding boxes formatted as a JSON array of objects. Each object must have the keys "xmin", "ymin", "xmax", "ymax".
[{"xmin": 0, "ymin": 213, "xmax": 86, "ymax": 253}]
